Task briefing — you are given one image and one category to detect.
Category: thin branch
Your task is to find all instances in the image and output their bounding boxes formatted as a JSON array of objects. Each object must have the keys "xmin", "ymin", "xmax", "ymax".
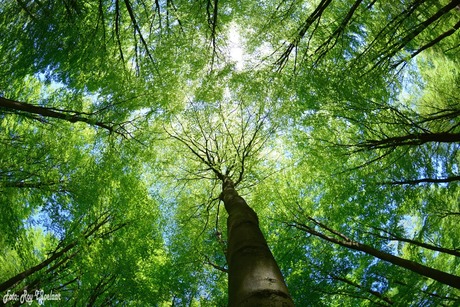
[
  {"xmin": 330, "ymin": 273, "xmax": 394, "ymax": 305},
  {"xmin": 115, "ymin": 0, "xmax": 125, "ymax": 64},
  {"xmin": 165, "ymin": 125, "xmax": 225, "ymax": 180},
  {"xmin": 204, "ymin": 255, "xmax": 228, "ymax": 273},
  {"xmin": 392, "ymin": 19, "xmax": 460, "ymax": 68},
  {"xmin": 123, "ymin": 0, "xmax": 157, "ymax": 67},
  {"xmin": 367, "ymin": 225, "xmax": 460, "ymax": 257},
  {"xmin": 206, "ymin": 0, "xmax": 219, "ymax": 68},
  {"xmin": 314, "ymin": 0, "xmax": 364, "ymax": 64},
  {"xmin": 275, "ymin": 0, "xmax": 333, "ymax": 69},
  {"xmin": 370, "ymin": 0, "xmax": 459, "ymax": 71},
  {"xmin": 357, "ymin": 132, "xmax": 460, "ymax": 150}
]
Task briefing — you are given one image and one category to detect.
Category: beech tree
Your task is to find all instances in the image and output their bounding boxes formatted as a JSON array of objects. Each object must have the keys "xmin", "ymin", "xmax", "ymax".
[
  {"xmin": 165, "ymin": 94, "xmax": 293, "ymax": 305},
  {"xmin": 1, "ymin": 0, "xmax": 459, "ymax": 305}
]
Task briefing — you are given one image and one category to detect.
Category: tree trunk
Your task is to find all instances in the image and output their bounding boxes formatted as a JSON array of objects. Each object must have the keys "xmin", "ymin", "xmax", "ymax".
[{"xmin": 220, "ymin": 177, "xmax": 294, "ymax": 306}]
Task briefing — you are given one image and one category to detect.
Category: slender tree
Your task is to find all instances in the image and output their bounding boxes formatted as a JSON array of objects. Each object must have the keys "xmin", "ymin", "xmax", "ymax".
[{"xmin": 166, "ymin": 98, "xmax": 294, "ymax": 306}]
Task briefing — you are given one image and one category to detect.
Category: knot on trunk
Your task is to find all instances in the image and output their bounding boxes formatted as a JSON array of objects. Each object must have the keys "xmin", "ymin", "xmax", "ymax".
[
  {"xmin": 220, "ymin": 176, "xmax": 235, "ymax": 201},
  {"xmin": 222, "ymin": 176, "xmax": 235, "ymax": 189}
]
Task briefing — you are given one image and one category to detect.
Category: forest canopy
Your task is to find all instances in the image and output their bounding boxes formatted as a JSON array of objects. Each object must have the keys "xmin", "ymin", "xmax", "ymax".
[{"xmin": 0, "ymin": 0, "xmax": 459, "ymax": 305}]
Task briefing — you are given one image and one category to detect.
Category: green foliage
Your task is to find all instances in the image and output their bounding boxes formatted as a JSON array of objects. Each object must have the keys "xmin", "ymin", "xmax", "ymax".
[{"xmin": 1, "ymin": 0, "xmax": 459, "ymax": 305}]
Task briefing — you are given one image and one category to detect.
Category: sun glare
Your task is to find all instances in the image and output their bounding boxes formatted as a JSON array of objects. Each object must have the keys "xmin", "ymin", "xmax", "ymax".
[{"xmin": 228, "ymin": 23, "xmax": 244, "ymax": 70}]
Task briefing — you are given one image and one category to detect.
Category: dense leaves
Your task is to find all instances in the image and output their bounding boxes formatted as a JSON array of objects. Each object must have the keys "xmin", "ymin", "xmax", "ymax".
[{"xmin": 1, "ymin": 0, "xmax": 459, "ymax": 305}]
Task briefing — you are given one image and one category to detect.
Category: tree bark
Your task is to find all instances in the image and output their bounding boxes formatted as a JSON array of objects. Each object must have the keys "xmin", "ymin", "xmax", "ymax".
[
  {"xmin": 294, "ymin": 222, "xmax": 460, "ymax": 290},
  {"xmin": 220, "ymin": 177, "xmax": 294, "ymax": 306}
]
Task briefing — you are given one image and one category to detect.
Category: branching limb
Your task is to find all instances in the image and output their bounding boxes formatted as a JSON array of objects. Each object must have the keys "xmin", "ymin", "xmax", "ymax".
[
  {"xmin": 289, "ymin": 218, "xmax": 460, "ymax": 289},
  {"xmin": 369, "ymin": 0, "xmax": 459, "ymax": 71},
  {"xmin": 314, "ymin": 0, "xmax": 364, "ymax": 64},
  {"xmin": 165, "ymin": 123, "xmax": 225, "ymax": 180},
  {"xmin": 1, "ymin": 96, "xmax": 146, "ymax": 142},
  {"xmin": 123, "ymin": 0, "xmax": 158, "ymax": 71},
  {"xmin": 275, "ymin": 0, "xmax": 332, "ymax": 69},
  {"xmin": 115, "ymin": 0, "xmax": 125, "ymax": 64},
  {"xmin": 206, "ymin": 0, "xmax": 219, "ymax": 68},
  {"xmin": 204, "ymin": 255, "xmax": 228, "ymax": 273},
  {"xmin": 392, "ymin": 19, "xmax": 460, "ymax": 68}
]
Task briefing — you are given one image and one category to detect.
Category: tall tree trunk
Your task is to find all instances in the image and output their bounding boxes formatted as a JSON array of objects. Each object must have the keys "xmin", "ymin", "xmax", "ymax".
[{"xmin": 220, "ymin": 178, "xmax": 294, "ymax": 306}]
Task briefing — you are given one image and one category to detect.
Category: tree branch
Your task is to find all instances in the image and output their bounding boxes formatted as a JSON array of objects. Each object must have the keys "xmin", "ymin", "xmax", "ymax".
[
  {"xmin": 290, "ymin": 220, "xmax": 460, "ymax": 289},
  {"xmin": 381, "ymin": 175, "xmax": 460, "ymax": 185}
]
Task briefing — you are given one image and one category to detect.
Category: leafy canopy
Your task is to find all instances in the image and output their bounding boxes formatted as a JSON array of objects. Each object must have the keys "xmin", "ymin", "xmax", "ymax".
[{"xmin": 0, "ymin": 0, "xmax": 459, "ymax": 305}]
